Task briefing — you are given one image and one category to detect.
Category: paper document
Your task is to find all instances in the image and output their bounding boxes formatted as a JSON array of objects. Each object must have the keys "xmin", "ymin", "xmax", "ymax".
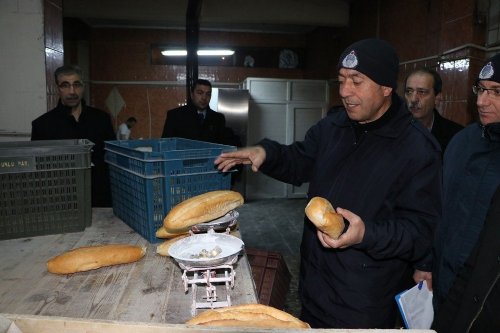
[{"xmin": 395, "ymin": 280, "xmax": 434, "ymax": 329}]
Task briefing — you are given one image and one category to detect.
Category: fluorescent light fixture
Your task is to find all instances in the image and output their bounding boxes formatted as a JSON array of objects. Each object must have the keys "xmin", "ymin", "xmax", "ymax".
[
  {"xmin": 198, "ymin": 49, "xmax": 234, "ymax": 56},
  {"xmin": 162, "ymin": 50, "xmax": 187, "ymax": 56},
  {"xmin": 162, "ymin": 49, "xmax": 234, "ymax": 57}
]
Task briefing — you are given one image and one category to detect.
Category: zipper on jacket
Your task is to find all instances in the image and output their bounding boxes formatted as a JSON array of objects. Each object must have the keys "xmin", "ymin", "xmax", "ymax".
[{"xmin": 466, "ymin": 273, "xmax": 500, "ymax": 332}]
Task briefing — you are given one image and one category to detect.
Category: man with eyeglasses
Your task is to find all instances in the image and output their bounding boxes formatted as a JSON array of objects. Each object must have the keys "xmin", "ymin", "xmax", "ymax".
[
  {"xmin": 31, "ymin": 65, "xmax": 115, "ymax": 207},
  {"xmin": 419, "ymin": 54, "xmax": 500, "ymax": 332},
  {"xmin": 404, "ymin": 68, "xmax": 463, "ymax": 153}
]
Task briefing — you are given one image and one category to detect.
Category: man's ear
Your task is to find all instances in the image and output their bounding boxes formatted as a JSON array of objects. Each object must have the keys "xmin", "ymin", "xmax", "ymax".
[
  {"xmin": 382, "ymin": 86, "xmax": 393, "ymax": 97},
  {"xmin": 435, "ymin": 92, "xmax": 443, "ymax": 109}
]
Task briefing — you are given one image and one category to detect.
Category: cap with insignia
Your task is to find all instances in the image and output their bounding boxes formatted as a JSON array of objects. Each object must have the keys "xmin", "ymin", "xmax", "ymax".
[{"xmin": 337, "ymin": 38, "xmax": 399, "ymax": 89}]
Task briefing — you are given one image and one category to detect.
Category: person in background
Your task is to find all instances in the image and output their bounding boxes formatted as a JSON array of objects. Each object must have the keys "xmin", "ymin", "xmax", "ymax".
[
  {"xmin": 31, "ymin": 65, "xmax": 115, "ymax": 207},
  {"xmin": 161, "ymin": 79, "xmax": 227, "ymax": 144},
  {"xmin": 404, "ymin": 68, "xmax": 464, "ymax": 153},
  {"xmin": 431, "ymin": 185, "xmax": 499, "ymax": 333},
  {"xmin": 423, "ymin": 53, "xmax": 500, "ymax": 332},
  {"xmin": 215, "ymin": 39, "xmax": 442, "ymax": 329},
  {"xmin": 116, "ymin": 116, "xmax": 137, "ymax": 140}
]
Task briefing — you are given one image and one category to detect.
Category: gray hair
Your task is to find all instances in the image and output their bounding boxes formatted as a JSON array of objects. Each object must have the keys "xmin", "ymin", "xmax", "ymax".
[{"xmin": 54, "ymin": 65, "xmax": 84, "ymax": 83}]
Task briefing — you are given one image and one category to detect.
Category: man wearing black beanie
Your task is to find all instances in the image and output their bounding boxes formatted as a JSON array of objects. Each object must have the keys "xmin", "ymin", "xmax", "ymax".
[{"xmin": 215, "ymin": 39, "xmax": 442, "ymax": 328}]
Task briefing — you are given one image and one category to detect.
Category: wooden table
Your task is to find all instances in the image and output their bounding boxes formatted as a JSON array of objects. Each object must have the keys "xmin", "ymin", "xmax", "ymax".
[{"xmin": 0, "ymin": 208, "xmax": 258, "ymax": 324}]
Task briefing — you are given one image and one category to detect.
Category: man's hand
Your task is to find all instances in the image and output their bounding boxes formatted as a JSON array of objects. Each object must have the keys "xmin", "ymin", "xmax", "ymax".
[
  {"xmin": 413, "ymin": 270, "xmax": 433, "ymax": 291},
  {"xmin": 317, "ymin": 207, "xmax": 365, "ymax": 249},
  {"xmin": 214, "ymin": 146, "xmax": 266, "ymax": 172}
]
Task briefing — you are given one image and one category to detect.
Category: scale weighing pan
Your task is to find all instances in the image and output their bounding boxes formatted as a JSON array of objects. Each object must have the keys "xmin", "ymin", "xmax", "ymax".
[
  {"xmin": 168, "ymin": 231, "xmax": 244, "ymax": 268},
  {"xmin": 191, "ymin": 210, "xmax": 239, "ymax": 233}
]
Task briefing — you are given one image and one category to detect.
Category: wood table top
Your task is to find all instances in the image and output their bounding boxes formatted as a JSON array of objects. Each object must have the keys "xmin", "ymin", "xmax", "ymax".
[{"xmin": 0, "ymin": 208, "xmax": 258, "ymax": 324}]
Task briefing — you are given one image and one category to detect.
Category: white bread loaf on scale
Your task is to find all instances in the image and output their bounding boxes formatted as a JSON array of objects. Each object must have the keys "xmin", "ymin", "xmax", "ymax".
[
  {"xmin": 305, "ymin": 196, "xmax": 345, "ymax": 239},
  {"xmin": 47, "ymin": 244, "xmax": 146, "ymax": 274},
  {"xmin": 163, "ymin": 190, "xmax": 244, "ymax": 232}
]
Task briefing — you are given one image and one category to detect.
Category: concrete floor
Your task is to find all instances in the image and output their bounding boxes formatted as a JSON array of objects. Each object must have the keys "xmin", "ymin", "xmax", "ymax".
[{"xmin": 236, "ymin": 197, "xmax": 308, "ymax": 318}]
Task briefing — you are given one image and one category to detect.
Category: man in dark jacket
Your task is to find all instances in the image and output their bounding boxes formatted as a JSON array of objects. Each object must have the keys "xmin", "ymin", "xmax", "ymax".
[
  {"xmin": 162, "ymin": 79, "xmax": 228, "ymax": 144},
  {"xmin": 428, "ymin": 53, "xmax": 500, "ymax": 331},
  {"xmin": 404, "ymin": 68, "xmax": 464, "ymax": 153},
  {"xmin": 215, "ymin": 39, "xmax": 442, "ymax": 328},
  {"xmin": 31, "ymin": 65, "xmax": 115, "ymax": 207},
  {"xmin": 432, "ymin": 186, "xmax": 500, "ymax": 333}
]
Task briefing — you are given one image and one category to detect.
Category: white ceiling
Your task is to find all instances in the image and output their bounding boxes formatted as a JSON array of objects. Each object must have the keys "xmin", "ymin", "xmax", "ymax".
[{"xmin": 63, "ymin": 0, "xmax": 351, "ymax": 33}]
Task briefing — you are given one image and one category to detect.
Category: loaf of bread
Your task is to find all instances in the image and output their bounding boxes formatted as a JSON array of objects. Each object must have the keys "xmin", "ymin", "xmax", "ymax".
[
  {"xmin": 163, "ymin": 190, "xmax": 244, "ymax": 232},
  {"xmin": 305, "ymin": 196, "xmax": 345, "ymax": 239},
  {"xmin": 155, "ymin": 226, "xmax": 189, "ymax": 239},
  {"xmin": 47, "ymin": 244, "xmax": 146, "ymax": 274},
  {"xmin": 156, "ymin": 234, "xmax": 190, "ymax": 256},
  {"xmin": 186, "ymin": 303, "xmax": 310, "ymax": 329}
]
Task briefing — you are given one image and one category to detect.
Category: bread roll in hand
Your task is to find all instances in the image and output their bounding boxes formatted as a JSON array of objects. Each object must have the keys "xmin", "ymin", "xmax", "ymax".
[
  {"xmin": 47, "ymin": 244, "xmax": 146, "ymax": 274},
  {"xmin": 305, "ymin": 197, "xmax": 345, "ymax": 239},
  {"xmin": 163, "ymin": 190, "xmax": 244, "ymax": 232}
]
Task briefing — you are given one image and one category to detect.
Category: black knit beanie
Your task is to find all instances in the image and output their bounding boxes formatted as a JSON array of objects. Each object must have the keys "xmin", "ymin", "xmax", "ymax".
[
  {"xmin": 478, "ymin": 53, "xmax": 500, "ymax": 83},
  {"xmin": 337, "ymin": 38, "xmax": 399, "ymax": 89}
]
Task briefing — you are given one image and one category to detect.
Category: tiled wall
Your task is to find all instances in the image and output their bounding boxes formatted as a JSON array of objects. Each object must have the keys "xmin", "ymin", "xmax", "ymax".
[
  {"xmin": 382, "ymin": 0, "xmax": 487, "ymax": 126},
  {"xmin": 44, "ymin": 0, "xmax": 63, "ymax": 111},
  {"xmin": 87, "ymin": 29, "xmax": 316, "ymax": 138},
  {"xmin": 61, "ymin": 0, "xmax": 491, "ymax": 139}
]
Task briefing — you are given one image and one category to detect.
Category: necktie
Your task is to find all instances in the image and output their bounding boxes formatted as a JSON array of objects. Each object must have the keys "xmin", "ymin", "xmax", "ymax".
[{"xmin": 198, "ymin": 112, "xmax": 205, "ymax": 124}]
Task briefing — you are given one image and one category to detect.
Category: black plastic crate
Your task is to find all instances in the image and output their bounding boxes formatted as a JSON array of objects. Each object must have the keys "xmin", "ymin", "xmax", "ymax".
[{"xmin": 0, "ymin": 139, "xmax": 93, "ymax": 239}]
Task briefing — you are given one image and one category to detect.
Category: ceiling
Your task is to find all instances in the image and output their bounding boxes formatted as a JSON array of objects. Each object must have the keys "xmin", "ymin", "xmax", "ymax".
[{"xmin": 63, "ymin": 0, "xmax": 351, "ymax": 33}]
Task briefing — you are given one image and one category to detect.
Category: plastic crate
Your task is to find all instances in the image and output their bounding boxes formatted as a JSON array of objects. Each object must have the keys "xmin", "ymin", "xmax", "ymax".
[
  {"xmin": 0, "ymin": 139, "xmax": 93, "ymax": 240},
  {"xmin": 104, "ymin": 138, "xmax": 235, "ymax": 243},
  {"xmin": 246, "ymin": 248, "xmax": 292, "ymax": 310}
]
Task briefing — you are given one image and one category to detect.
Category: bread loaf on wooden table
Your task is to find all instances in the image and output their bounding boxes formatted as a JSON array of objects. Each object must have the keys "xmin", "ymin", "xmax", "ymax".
[
  {"xmin": 155, "ymin": 226, "xmax": 189, "ymax": 239},
  {"xmin": 156, "ymin": 234, "xmax": 190, "ymax": 257},
  {"xmin": 47, "ymin": 244, "xmax": 146, "ymax": 274},
  {"xmin": 163, "ymin": 190, "xmax": 244, "ymax": 232},
  {"xmin": 186, "ymin": 303, "xmax": 310, "ymax": 329},
  {"xmin": 305, "ymin": 196, "xmax": 345, "ymax": 239}
]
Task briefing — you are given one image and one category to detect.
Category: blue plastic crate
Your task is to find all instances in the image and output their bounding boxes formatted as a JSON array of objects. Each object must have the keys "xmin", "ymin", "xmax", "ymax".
[{"xmin": 104, "ymin": 138, "xmax": 235, "ymax": 242}]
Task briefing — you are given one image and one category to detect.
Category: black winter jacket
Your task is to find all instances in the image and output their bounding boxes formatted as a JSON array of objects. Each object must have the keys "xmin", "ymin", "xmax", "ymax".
[
  {"xmin": 31, "ymin": 101, "xmax": 115, "ymax": 206},
  {"xmin": 432, "ymin": 185, "xmax": 500, "ymax": 333},
  {"xmin": 161, "ymin": 104, "xmax": 228, "ymax": 144},
  {"xmin": 259, "ymin": 95, "xmax": 442, "ymax": 328}
]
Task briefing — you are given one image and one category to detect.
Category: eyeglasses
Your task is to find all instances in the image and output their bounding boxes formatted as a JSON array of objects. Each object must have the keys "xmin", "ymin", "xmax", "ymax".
[
  {"xmin": 58, "ymin": 82, "xmax": 84, "ymax": 90},
  {"xmin": 404, "ymin": 88, "xmax": 431, "ymax": 97},
  {"xmin": 472, "ymin": 84, "xmax": 500, "ymax": 97}
]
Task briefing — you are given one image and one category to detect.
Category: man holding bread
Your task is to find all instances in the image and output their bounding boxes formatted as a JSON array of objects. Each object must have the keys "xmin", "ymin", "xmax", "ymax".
[{"xmin": 215, "ymin": 39, "xmax": 442, "ymax": 328}]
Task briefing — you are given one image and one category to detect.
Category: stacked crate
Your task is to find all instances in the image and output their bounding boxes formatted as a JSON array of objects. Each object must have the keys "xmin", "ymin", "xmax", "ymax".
[
  {"xmin": 245, "ymin": 247, "xmax": 292, "ymax": 310},
  {"xmin": 0, "ymin": 139, "xmax": 93, "ymax": 240}
]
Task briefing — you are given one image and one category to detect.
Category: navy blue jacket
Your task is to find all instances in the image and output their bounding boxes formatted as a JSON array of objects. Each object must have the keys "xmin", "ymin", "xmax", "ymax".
[
  {"xmin": 259, "ymin": 95, "xmax": 442, "ymax": 328},
  {"xmin": 432, "ymin": 185, "xmax": 500, "ymax": 333},
  {"xmin": 433, "ymin": 122, "xmax": 500, "ymax": 308}
]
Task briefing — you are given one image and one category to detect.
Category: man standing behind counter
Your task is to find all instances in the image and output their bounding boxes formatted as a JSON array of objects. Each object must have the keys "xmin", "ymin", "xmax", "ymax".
[
  {"xmin": 162, "ymin": 79, "xmax": 227, "ymax": 144},
  {"xmin": 31, "ymin": 65, "xmax": 115, "ymax": 207},
  {"xmin": 215, "ymin": 39, "xmax": 442, "ymax": 328},
  {"xmin": 404, "ymin": 68, "xmax": 463, "ymax": 153}
]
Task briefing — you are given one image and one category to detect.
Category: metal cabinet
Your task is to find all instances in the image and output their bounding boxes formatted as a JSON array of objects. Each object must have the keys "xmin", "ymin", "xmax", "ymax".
[{"xmin": 241, "ymin": 78, "xmax": 329, "ymax": 199}]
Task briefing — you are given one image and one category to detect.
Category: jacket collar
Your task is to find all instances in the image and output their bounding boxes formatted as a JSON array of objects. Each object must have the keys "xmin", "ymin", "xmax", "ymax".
[
  {"xmin": 330, "ymin": 94, "xmax": 412, "ymax": 139},
  {"xmin": 481, "ymin": 122, "xmax": 500, "ymax": 142}
]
